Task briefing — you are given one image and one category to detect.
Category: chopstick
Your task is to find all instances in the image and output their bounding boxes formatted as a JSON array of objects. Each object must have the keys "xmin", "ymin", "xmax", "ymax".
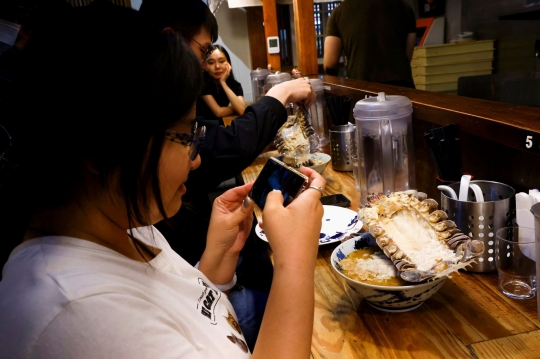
[
  {"xmin": 424, "ymin": 123, "xmax": 463, "ymax": 181},
  {"xmin": 325, "ymin": 95, "xmax": 351, "ymax": 126}
]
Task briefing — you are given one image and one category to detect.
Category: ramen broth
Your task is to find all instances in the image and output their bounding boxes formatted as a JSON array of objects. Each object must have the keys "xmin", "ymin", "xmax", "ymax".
[{"xmin": 341, "ymin": 247, "xmax": 408, "ymax": 286}]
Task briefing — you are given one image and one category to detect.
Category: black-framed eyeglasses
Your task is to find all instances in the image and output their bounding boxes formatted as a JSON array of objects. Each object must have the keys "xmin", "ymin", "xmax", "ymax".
[
  {"xmin": 165, "ymin": 122, "xmax": 206, "ymax": 161},
  {"xmin": 191, "ymin": 38, "xmax": 215, "ymax": 63}
]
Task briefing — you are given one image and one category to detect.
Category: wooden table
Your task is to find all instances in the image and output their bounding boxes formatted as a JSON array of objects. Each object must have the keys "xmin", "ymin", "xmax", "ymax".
[
  {"xmin": 242, "ymin": 151, "xmax": 540, "ymax": 359},
  {"xmin": 223, "ymin": 115, "xmax": 237, "ymax": 127}
]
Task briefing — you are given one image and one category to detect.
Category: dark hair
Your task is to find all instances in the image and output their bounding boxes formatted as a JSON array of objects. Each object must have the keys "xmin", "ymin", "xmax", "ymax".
[
  {"xmin": 139, "ymin": 0, "xmax": 218, "ymax": 43},
  {"xmin": 203, "ymin": 44, "xmax": 240, "ymax": 88},
  {"xmin": 0, "ymin": 0, "xmax": 71, "ymax": 28},
  {"xmin": 6, "ymin": 4, "xmax": 203, "ymax": 230}
]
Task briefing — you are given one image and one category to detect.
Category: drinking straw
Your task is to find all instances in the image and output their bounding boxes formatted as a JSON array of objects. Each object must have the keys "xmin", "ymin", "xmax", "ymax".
[
  {"xmin": 424, "ymin": 132, "xmax": 443, "ymax": 179},
  {"xmin": 335, "ymin": 96, "xmax": 342, "ymax": 125},
  {"xmin": 424, "ymin": 124, "xmax": 463, "ymax": 181},
  {"xmin": 325, "ymin": 97, "xmax": 338, "ymax": 125},
  {"xmin": 342, "ymin": 96, "xmax": 351, "ymax": 124}
]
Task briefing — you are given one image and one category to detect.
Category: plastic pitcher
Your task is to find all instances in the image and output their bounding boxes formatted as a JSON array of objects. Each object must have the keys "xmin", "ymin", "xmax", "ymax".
[
  {"xmin": 353, "ymin": 92, "xmax": 415, "ymax": 205},
  {"xmin": 263, "ymin": 71, "xmax": 291, "ymax": 93},
  {"xmin": 263, "ymin": 72, "xmax": 292, "ymax": 114},
  {"xmin": 250, "ymin": 68, "xmax": 271, "ymax": 103},
  {"xmin": 308, "ymin": 79, "xmax": 329, "ymax": 146}
]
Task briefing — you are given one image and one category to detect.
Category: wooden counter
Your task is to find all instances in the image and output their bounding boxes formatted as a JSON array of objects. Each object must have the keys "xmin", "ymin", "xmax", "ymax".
[{"xmin": 241, "ymin": 150, "xmax": 540, "ymax": 359}]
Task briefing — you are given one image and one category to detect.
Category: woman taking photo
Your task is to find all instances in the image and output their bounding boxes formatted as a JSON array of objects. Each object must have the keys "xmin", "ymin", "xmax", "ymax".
[
  {"xmin": 197, "ymin": 45, "xmax": 246, "ymax": 126},
  {"xmin": 0, "ymin": 4, "xmax": 324, "ymax": 358}
]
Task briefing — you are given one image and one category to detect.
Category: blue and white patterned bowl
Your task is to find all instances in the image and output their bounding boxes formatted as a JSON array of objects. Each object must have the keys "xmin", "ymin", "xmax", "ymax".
[{"xmin": 331, "ymin": 233, "xmax": 447, "ymax": 312}]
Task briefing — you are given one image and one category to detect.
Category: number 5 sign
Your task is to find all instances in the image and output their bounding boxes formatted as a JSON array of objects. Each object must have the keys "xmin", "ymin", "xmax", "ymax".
[{"xmin": 524, "ymin": 134, "xmax": 540, "ymax": 152}]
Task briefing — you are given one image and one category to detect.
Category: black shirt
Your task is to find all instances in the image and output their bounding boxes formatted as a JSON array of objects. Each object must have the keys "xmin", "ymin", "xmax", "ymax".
[
  {"xmin": 196, "ymin": 79, "xmax": 244, "ymax": 126},
  {"xmin": 326, "ymin": 0, "xmax": 416, "ymax": 87}
]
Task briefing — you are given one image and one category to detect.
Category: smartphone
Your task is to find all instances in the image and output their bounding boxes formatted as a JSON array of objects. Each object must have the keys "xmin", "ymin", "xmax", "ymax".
[
  {"xmin": 320, "ymin": 193, "xmax": 351, "ymax": 207},
  {"xmin": 249, "ymin": 157, "xmax": 309, "ymax": 211}
]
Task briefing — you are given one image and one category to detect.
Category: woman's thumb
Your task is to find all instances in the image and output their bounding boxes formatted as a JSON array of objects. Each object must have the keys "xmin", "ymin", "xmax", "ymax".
[
  {"xmin": 264, "ymin": 189, "xmax": 284, "ymax": 211},
  {"xmin": 232, "ymin": 196, "xmax": 254, "ymax": 220}
]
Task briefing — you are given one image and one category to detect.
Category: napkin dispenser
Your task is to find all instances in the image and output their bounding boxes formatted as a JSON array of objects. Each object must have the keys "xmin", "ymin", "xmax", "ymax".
[
  {"xmin": 517, "ymin": 190, "xmax": 540, "ymax": 229},
  {"xmin": 529, "ymin": 201, "xmax": 540, "ymax": 323}
]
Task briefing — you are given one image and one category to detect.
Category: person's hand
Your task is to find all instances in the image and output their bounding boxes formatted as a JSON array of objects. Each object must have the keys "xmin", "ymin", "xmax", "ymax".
[
  {"xmin": 219, "ymin": 63, "xmax": 231, "ymax": 85},
  {"xmin": 266, "ymin": 78, "xmax": 316, "ymax": 109},
  {"xmin": 206, "ymin": 182, "xmax": 254, "ymax": 257},
  {"xmin": 260, "ymin": 167, "xmax": 325, "ymax": 264}
]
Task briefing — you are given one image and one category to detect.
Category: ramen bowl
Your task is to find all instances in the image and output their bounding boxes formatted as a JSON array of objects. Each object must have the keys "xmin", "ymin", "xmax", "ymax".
[
  {"xmin": 331, "ymin": 233, "xmax": 447, "ymax": 312},
  {"xmin": 302, "ymin": 153, "xmax": 331, "ymax": 175}
]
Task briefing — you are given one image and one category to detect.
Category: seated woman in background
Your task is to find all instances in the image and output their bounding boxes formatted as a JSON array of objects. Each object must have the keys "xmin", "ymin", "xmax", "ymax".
[
  {"xmin": 0, "ymin": 3, "xmax": 325, "ymax": 359},
  {"xmin": 197, "ymin": 45, "xmax": 246, "ymax": 126}
]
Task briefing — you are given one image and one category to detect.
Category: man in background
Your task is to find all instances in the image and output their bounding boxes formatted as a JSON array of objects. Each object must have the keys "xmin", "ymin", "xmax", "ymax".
[{"xmin": 323, "ymin": 0, "xmax": 417, "ymax": 88}]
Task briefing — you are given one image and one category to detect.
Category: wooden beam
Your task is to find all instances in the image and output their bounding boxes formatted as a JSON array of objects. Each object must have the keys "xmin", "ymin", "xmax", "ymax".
[
  {"xmin": 293, "ymin": 0, "xmax": 317, "ymax": 76},
  {"xmin": 246, "ymin": 7, "xmax": 267, "ymax": 70},
  {"xmin": 261, "ymin": 0, "xmax": 281, "ymax": 71}
]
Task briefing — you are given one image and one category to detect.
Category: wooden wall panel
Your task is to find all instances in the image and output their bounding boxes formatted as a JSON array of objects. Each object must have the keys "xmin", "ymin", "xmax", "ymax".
[
  {"xmin": 262, "ymin": 0, "xmax": 281, "ymax": 71},
  {"xmin": 293, "ymin": 0, "xmax": 317, "ymax": 76},
  {"xmin": 246, "ymin": 7, "xmax": 267, "ymax": 71}
]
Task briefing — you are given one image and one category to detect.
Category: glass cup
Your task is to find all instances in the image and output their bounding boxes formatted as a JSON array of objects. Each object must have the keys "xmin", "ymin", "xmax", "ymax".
[{"xmin": 495, "ymin": 226, "xmax": 537, "ymax": 299}]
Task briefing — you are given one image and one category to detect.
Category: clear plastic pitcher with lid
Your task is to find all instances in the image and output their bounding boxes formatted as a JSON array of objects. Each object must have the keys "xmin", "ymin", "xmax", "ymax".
[
  {"xmin": 353, "ymin": 92, "xmax": 415, "ymax": 205},
  {"xmin": 263, "ymin": 71, "xmax": 291, "ymax": 91},
  {"xmin": 308, "ymin": 79, "xmax": 329, "ymax": 146},
  {"xmin": 263, "ymin": 71, "xmax": 293, "ymax": 114},
  {"xmin": 250, "ymin": 68, "xmax": 271, "ymax": 103}
]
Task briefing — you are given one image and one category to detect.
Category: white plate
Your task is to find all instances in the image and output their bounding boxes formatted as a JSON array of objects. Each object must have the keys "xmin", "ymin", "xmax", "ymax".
[{"xmin": 255, "ymin": 205, "xmax": 362, "ymax": 245}]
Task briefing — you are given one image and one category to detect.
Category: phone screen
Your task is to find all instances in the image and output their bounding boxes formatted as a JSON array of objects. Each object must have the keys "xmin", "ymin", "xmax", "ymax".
[{"xmin": 250, "ymin": 158, "xmax": 308, "ymax": 210}]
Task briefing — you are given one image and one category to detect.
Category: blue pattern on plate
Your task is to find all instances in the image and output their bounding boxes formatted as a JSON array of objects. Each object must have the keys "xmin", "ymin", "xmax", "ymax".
[
  {"xmin": 320, "ymin": 231, "xmax": 344, "ymax": 243},
  {"xmin": 347, "ymin": 216, "xmax": 359, "ymax": 228},
  {"xmin": 256, "ymin": 205, "xmax": 363, "ymax": 246}
]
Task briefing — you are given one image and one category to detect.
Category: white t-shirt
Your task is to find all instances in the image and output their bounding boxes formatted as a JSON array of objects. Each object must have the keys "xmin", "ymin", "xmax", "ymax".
[{"xmin": 0, "ymin": 226, "xmax": 251, "ymax": 359}]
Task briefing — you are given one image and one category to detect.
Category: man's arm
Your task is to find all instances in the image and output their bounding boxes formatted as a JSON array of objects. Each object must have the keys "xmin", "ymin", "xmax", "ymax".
[
  {"xmin": 405, "ymin": 32, "xmax": 416, "ymax": 62},
  {"xmin": 323, "ymin": 36, "xmax": 342, "ymax": 76},
  {"xmin": 186, "ymin": 96, "xmax": 288, "ymax": 191}
]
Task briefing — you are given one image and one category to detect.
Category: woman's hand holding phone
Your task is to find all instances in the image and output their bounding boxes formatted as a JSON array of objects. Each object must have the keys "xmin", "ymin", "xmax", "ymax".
[
  {"xmin": 200, "ymin": 182, "xmax": 255, "ymax": 287},
  {"xmin": 251, "ymin": 168, "xmax": 324, "ymax": 356},
  {"xmin": 261, "ymin": 167, "xmax": 325, "ymax": 264}
]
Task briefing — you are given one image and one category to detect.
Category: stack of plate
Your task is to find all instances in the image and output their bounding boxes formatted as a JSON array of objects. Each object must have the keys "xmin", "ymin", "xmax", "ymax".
[{"xmin": 411, "ymin": 40, "xmax": 494, "ymax": 93}]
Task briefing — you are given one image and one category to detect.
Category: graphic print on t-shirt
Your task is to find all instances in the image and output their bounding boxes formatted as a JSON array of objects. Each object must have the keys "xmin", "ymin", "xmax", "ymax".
[
  {"xmin": 227, "ymin": 333, "xmax": 249, "ymax": 353},
  {"xmin": 197, "ymin": 278, "xmax": 222, "ymax": 324},
  {"xmin": 224, "ymin": 309, "xmax": 242, "ymax": 334}
]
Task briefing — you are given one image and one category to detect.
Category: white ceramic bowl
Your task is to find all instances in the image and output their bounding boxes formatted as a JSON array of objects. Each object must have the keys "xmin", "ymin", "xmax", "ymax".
[
  {"xmin": 302, "ymin": 153, "xmax": 331, "ymax": 175},
  {"xmin": 331, "ymin": 234, "xmax": 447, "ymax": 312}
]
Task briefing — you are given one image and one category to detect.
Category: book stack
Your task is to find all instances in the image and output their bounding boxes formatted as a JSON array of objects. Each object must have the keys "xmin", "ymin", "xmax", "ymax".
[{"xmin": 411, "ymin": 40, "xmax": 495, "ymax": 93}]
